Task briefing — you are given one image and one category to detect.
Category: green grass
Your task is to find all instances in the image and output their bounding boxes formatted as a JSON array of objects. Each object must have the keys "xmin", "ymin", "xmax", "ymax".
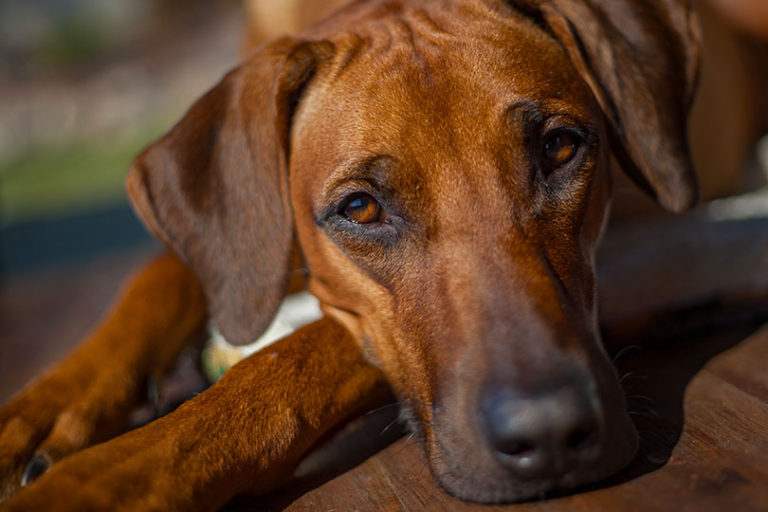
[{"xmin": 0, "ymin": 121, "xmax": 171, "ymax": 224}]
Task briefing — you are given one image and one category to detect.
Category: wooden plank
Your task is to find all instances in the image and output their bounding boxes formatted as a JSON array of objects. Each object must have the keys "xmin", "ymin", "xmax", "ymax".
[{"xmin": 705, "ymin": 329, "xmax": 768, "ymax": 402}]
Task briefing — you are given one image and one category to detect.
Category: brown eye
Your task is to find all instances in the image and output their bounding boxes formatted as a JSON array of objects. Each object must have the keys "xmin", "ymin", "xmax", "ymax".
[
  {"xmin": 341, "ymin": 194, "xmax": 384, "ymax": 224},
  {"xmin": 544, "ymin": 130, "xmax": 581, "ymax": 168}
]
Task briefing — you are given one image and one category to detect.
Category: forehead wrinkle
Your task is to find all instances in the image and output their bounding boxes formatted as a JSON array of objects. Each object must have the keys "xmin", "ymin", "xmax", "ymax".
[{"xmin": 321, "ymin": 3, "xmax": 588, "ymax": 130}]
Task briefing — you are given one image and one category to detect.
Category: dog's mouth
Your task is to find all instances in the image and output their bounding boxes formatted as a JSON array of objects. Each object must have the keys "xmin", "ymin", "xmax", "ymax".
[{"xmin": 398, "ymin": 390, "xmax": 639, "ymax": 504}]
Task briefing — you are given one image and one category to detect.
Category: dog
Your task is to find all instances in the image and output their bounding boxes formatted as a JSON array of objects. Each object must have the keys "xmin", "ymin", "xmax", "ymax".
[{"xmin": 1, "ymin": 0, "xmax": 766, "ymax": 509}]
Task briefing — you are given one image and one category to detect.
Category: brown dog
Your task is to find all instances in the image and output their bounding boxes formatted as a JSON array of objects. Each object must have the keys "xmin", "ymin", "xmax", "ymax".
[{"xmin": 1, "ymin": 0, "xmax": 765, "ymax": 509}]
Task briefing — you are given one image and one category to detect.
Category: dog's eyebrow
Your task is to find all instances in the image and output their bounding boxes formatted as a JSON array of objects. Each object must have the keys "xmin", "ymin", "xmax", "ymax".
[
  {"xmin": 507, "ymin": 98, "xmax": 595, "ymax": 131},
  {"xmin": 322, "ymin": 155, "xmax": 396, "ymax": 193},
  {"xmin": 506, "ymin": 100, "xmax": 545, "ymax": 127}
]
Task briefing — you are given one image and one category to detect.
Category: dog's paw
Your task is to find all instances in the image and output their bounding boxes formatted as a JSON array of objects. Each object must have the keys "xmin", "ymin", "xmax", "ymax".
[
  {"xmin": 1, "ymin": 399, "xmax": 234, "ymax": 512},
  {"xmin": 1, "ymin": 429, "xmax": 162, "ymax": 512},
  {"xmin": 0, "ymin": 358, "xmax": 146, "ymax": 503}
]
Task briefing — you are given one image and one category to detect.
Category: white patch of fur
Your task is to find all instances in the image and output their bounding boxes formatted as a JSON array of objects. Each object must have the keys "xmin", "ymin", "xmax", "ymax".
[{"xmin": 204, "ymin": 291, "xmax": 323, "ymax": 379}]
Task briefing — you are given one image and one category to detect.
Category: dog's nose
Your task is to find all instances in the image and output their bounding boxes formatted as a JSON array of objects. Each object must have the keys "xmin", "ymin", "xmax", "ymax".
[{"xmin": 482, "ymin": 386, "xmax": 602, "ymax": 480}]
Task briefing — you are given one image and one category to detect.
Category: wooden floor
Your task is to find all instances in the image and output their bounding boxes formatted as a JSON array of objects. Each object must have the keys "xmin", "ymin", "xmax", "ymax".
[{"xmin": 2, "ymin": 250, "xmax": 767, "ymax": 511}]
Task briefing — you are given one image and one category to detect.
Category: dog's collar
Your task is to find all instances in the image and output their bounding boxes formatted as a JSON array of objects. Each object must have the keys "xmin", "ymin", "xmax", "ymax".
[{"xmin": 201, "ymin": 291, "xmax": 323, "ymax": 382}]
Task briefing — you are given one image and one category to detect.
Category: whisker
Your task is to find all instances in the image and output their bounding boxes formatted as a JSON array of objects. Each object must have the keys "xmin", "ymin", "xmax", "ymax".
[
  {"xmin": 381, "ymin": 417, "xmax": 403, "ymax": 435},
  {"xmin": 393, "ymin": 433, "xmax": 416, "ymax": 458},
  {"xmin": 612, "ymin": 344, "xmax": 641, "ymax": 362},
  {"xmin": 619, "ymin": 371, "xmax": 635, "ymax": 384},
  {"xmin": 626, "ymin": 394, "xmax": 656, "ymax": 404},
  {"xmin": 418, "ymin": 451, "xmax": 433, "ymax": 477},
  {"xmin": 643, "ymin": 406, "xmax": 659, "ymax": 417},
  {"xmin": 364, "ymin": 402, "xmax": 400, "ymax": 416},
  {"xmin": 619, "ymin": 372, "xmax": 648, "ymax": 385},
  {"xmin": 628, "ymin": 405, "xmax": 659, "ymax": 418}
]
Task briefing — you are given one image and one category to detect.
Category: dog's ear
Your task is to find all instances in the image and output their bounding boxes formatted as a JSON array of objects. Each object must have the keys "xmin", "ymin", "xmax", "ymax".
[
  {"xmin": 127, "ymin": 39, "xmax": 332, "ymax": 345},
  {"xmin": 538, "ymin": 0, "xmax": 701, "ymax": 212}
]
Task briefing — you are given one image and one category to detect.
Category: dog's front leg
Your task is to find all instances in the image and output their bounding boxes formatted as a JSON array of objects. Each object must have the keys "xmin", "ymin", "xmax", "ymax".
[
  {"xmin": 2, "ymin": 317, "xmax": 386, "ymax": 512},
  {"xmin": 0, "ymin": 253, "xmax": 206, "ymax": 501}
]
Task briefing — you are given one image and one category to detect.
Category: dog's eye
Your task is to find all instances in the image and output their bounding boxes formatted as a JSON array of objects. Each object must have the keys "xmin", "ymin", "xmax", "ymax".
[
  {"xmin": 341, "ymin": 194, "xmax": 385, "ymax": 224},
  {"xmin": 543, "ymin": 130, "xmax": 581, "ymax": 168}
]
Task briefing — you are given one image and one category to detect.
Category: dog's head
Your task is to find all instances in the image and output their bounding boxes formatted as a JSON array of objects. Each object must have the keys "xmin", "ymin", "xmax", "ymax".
[{"xmin": 128, "ymin": 0, "xmax": 700, "ymax": 503}]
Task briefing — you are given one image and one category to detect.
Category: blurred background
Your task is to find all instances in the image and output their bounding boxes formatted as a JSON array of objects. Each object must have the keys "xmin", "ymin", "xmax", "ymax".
[
  {"xmin": 0, "ymin": 0, "xmax": 243, "ymax": 275},
  {"xmin": 0, "ymin": 0, "xmax": 245, "ymax": 400}
]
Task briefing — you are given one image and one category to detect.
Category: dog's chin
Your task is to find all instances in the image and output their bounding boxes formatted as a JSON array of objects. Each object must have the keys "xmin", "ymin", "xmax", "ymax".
[{"xmin": 420, "ymin": 418, "xmax": 639, "ymax": 504}]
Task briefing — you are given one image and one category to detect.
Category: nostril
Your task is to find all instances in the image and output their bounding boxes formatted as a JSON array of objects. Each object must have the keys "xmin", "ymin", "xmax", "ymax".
[
  {"xmin": 497, "ymin": 438, "xmax": 536, "ymax": 457},
  {"xmin": 566, "ymin": 425, "xmax": 597, "ymax": 452},
  {"xmin": 493, "ymin": 434, "xmax": 550, "ymax": 480}
]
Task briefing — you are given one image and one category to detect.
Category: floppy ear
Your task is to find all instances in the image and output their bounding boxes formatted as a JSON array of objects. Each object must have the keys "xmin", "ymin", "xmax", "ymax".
[
  {"xmin": 538, "ymin": 0, "xmax": 701, "ymax": 212},
  {"xmin": 126, "ymin": 38, "xmax": 332, "ymax": 345}
]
